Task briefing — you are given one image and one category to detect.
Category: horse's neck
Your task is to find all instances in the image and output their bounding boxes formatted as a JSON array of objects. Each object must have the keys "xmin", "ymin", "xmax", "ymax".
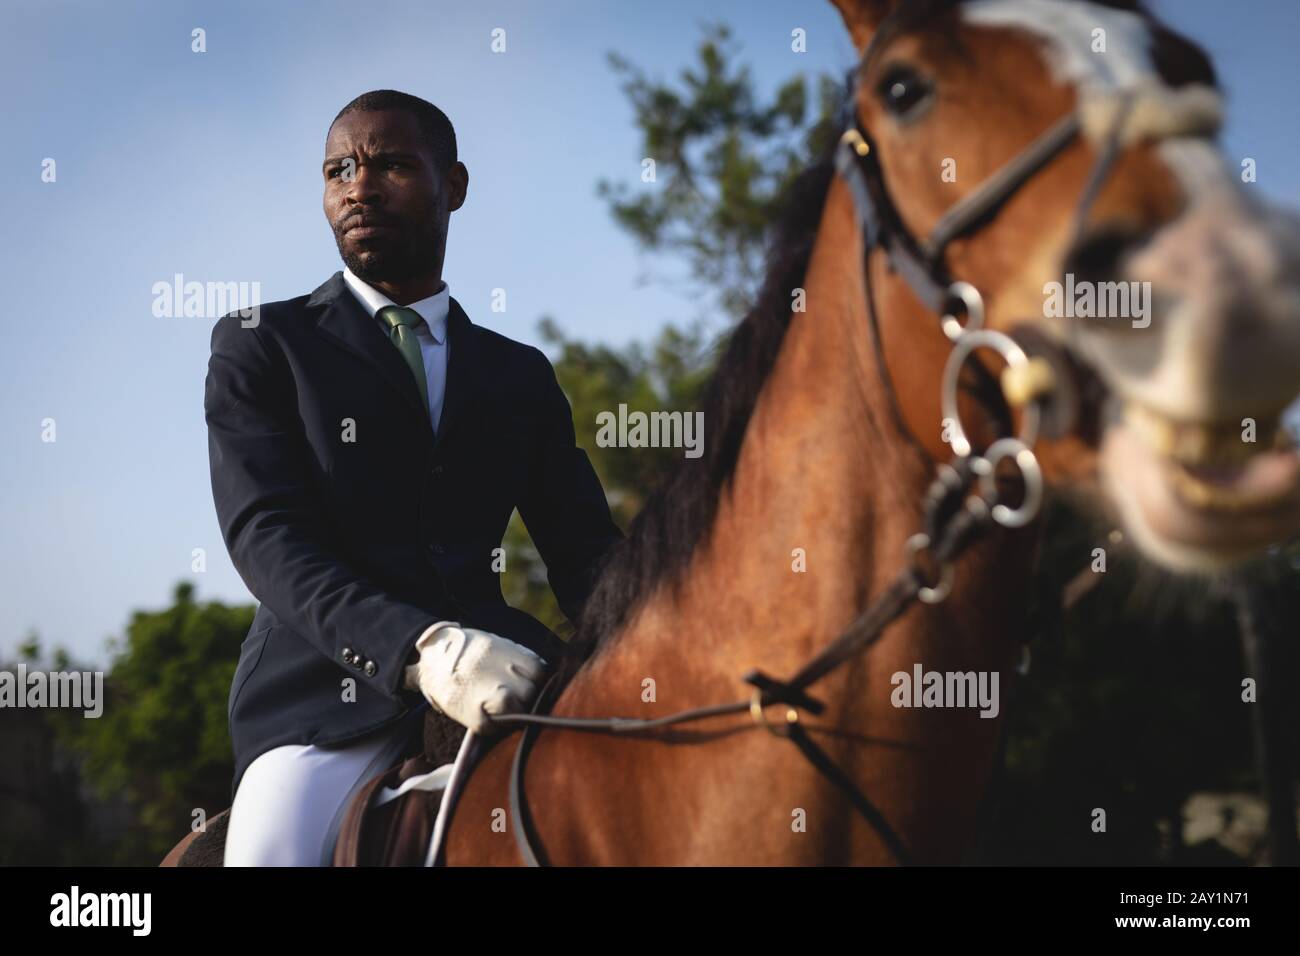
[
  {"xmin": 565, "ymin": 178, "xmax": 998, "ymax": 704},
  {"xmin": 556, "ymin": 180, "xmax": 1031, "ymax": 862}
]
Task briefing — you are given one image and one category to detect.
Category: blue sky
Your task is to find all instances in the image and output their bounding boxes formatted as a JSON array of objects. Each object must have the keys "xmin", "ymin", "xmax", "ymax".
[{"xmin": 3, "ymin": 0, "xmax": 1298, "ymax": 665}]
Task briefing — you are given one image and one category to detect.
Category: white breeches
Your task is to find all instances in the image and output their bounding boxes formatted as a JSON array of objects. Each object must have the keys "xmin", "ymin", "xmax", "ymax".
[{"xmin": 224, "ymin": 718, "xmax": 420, "ymax": 867}]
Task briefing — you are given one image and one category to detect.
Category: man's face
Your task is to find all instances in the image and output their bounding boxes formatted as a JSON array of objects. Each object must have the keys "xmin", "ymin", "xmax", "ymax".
[{"xmin": 322, "ymin": 109, "xmax": 463, "ymax": 282}]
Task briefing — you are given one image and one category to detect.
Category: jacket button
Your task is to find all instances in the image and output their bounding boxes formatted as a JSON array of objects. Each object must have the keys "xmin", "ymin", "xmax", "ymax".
[
  {"xmin": 352, "ymin": 655, "xmax": 365, "ymax": 669},
  {"xmin": 341, "ymin": 648, "xmax": 355, "ymax": 665},
  {"xmin": 364, "ymin": 661, "xmax": 377, "ymax": 677}
]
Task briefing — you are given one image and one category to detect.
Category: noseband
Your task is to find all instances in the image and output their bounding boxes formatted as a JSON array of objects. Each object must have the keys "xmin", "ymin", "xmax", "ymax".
[{"xmin": 465, "ymin": 40, "xmax": 1144, "ymax": 870}]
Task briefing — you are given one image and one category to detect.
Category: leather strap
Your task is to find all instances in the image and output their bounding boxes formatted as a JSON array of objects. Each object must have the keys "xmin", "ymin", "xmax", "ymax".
[{"xmin": 509, "ymin": 673, "xmax": 564, "ymax": 866}]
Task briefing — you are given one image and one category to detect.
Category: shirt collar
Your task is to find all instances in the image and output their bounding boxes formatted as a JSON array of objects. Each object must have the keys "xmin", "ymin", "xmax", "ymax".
[{"xmin": 342, "ymin": 266, "xmax": 450, "ymax": 344}]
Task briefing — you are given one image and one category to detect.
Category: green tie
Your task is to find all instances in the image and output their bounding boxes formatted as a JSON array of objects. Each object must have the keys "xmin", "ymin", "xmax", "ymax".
[{"xmin": 376, "ymin": 305, "xmax": 431, "ymax": 424}]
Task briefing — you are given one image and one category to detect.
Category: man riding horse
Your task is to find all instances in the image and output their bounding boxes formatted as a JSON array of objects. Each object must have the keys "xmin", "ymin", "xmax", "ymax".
[{"xmin": 203, "ymin": 89, "xmax": 623, "ymax": 865}]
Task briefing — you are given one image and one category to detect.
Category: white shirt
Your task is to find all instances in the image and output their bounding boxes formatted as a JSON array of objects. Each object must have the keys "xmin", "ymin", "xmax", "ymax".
[{"xmin": 342, "ymin": 266, "xmax": 450, "ymax": 435}]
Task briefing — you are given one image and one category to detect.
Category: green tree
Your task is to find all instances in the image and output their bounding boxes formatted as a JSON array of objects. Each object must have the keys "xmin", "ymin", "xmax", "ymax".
[
  {"xmin": 50, "ymin": 581, "xmax": 249, "ymax": 863},
  {"xmin": 597, "ymin": 22, "xmax": 841, "ymax": 323}
]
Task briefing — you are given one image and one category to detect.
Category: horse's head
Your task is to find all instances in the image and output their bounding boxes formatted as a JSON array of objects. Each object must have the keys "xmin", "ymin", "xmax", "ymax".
[{"xmin": 831, "ymin": 0, "xmax": 1300, "ymax": 572}]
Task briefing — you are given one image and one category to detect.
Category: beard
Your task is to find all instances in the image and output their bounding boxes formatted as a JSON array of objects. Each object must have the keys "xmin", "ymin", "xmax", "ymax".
[{"xmin": 335, "ymin": 218, "xmax": 441, "ymax": 283}]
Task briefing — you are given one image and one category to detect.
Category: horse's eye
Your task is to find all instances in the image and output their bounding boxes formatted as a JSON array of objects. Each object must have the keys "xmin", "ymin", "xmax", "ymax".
[{"xmin": 876, "ymin": 65, "xmax": 934, "ymax": 120}]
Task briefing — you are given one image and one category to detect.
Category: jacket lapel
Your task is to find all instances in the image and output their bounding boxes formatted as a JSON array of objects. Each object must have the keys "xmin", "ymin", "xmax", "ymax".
[
  {"xmin": 433, "ymin": 296, "xmax": 484, "ymax": 451},
  {"xmin": 311, "ymin": 271, "xmax": 430, "ymax": 426},
  {"xmin": 310, "ymin": 273, "xmax": 486, "ymax": 450}
]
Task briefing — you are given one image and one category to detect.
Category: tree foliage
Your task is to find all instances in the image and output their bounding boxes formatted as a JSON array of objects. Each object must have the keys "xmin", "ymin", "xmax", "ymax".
[
  {"xmin": 596, "ymin": 22, "xmax": 841, "ymax": 322},
  {"xmin": 50, "ymin": 582, "xmax": 248, "ymax": 862}
]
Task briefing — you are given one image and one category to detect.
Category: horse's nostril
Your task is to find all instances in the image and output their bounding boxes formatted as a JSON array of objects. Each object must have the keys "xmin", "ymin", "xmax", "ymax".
[{"xmin": 1063, "ymin": 226, "xmax": 1147, "ymax": 284}]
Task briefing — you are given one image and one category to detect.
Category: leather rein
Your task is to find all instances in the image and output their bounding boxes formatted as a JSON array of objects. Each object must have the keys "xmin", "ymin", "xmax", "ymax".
[{"xmin": 466, "ymin": 45, "xmax": 1142, "ymax": 868}]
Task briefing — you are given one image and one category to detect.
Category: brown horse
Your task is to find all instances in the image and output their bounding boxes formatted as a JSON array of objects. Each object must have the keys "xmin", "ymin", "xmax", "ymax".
[{"xmin": 439, "ymin": 0, "xmax": 1300, "ymax": 865}]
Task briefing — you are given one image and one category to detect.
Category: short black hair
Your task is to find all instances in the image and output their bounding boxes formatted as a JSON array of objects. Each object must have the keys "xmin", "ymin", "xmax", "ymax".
[{"xmin": 330, "ymin": 90, "xmax": 458, "ymax": 172}]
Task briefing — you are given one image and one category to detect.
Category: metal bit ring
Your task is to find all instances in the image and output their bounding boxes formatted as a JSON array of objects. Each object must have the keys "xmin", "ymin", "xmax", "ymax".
[
  {"xmin": 940, "ymin": 281, "xmax": 985, "ymax": 342},
  {"xmin": 971, "ymin": 438, "xmax": 1044, "ymax": 527},
  {"xmin": 940, "ymin": 329, "xmax": 1042, "ymax": 458},
  {"xmin": 905, "ymin": 532, "xmax": 955, "ymax": 604}
]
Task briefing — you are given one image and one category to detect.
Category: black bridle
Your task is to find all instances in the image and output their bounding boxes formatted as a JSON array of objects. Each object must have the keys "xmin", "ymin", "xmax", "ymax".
[
  {"xmin": 449, "ymin": 32, "xmax": 1150, "ymax": 869},
  {"xmin": 834, "ymin": 81, "xmax": 1084, "ymax": 324}
]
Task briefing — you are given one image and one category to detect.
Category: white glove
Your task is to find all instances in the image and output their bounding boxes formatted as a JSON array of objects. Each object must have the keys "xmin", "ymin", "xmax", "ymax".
[{"xmin": 402, "ymin": 621, "xmax": 546, "ymax": 734}]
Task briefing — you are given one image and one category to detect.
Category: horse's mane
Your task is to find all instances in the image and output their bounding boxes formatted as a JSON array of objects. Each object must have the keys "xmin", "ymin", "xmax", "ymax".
[
  {"xmin": 551, "ymin": 0, "xmax": 1216, "ymax": 691},
  {"xmin": 550, "ymin": 136, "xmax": 841, "ymax": 684}
]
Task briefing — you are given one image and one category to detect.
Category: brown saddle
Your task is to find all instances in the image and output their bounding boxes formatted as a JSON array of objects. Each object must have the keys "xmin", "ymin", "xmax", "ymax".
[
  {"xmin": 164, "ymin": 710, "xmax": 467, "ymax": 867},
  {"xmin": 332, "ymin": 709, "xmax": 468, "ymax": 866}
]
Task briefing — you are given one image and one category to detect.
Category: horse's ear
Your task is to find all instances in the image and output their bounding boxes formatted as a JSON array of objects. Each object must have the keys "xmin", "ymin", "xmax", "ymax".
[{"xmin": 829, "ymin": 0, "xmax": 897, "ymax": 55}]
